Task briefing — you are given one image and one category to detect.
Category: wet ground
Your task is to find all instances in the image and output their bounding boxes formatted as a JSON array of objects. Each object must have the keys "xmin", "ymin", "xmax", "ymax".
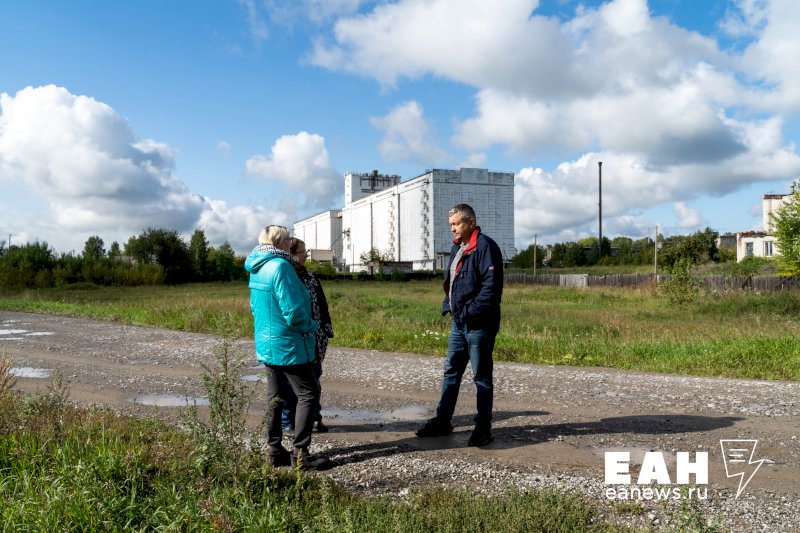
[{"xmin": 1, "ymin": 310, "xmax": 799, "ymax": 531}]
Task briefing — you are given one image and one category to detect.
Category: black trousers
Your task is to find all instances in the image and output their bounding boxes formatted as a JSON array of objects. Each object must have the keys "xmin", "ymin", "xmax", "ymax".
[{"xmin": 264, "ymin": 363, "xmax": 320, "ymax": 453}]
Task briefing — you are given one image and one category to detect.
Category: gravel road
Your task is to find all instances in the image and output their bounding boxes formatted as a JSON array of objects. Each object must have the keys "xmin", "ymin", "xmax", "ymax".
[{"xmin": 2, "ymin": 310, "xmax": 798, "ymax": 532}]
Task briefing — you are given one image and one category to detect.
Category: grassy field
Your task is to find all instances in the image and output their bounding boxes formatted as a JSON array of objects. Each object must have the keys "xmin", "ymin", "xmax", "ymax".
[{"xmin": 1, "ymin": 279, "xmax": 798, "ymax": 381}]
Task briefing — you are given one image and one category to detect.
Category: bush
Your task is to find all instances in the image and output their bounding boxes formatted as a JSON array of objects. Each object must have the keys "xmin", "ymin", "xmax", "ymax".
[{"xmin": 660, "ymin": 258, "xmax": 699, "ymax": 305}]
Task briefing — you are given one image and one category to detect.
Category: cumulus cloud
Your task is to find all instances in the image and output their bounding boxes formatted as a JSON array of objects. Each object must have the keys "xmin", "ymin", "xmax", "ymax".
[
  {"xmin": 513, "ymin": 130, "xmax": 800, "ymax": 245},
  {"xmin": 736, "ymin": 0, "xmax": 800, "ymax": 113},
  {"xmin": 0, "ymin": 86, "xmax": 206, "ymax": 243},
  {"xmin": 0, "ymin": 85, "xmax": 287, "ymax": 255},
  {"xmin": 245, "ymin": 131, "xmax": 342, "ymax": 208},
  {"xmin": 197, "ymin": 198, "xmax": 294, "ymax": 254},
  {"xmin": 309, "ymin": 0, "xmax": 800, "ymax": 245},
  {"xmin": 370, "ymin": 101, "xmax": 451, "ymax": 165},
  {"xmin": 673, "ymin": 202, "xmax": 703, "ymax": 228}
]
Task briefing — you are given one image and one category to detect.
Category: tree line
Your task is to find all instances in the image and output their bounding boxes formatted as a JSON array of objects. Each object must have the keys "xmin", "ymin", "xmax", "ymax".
[
  {"xmin": 511, "ymin": 227, "xmax": 735, "ymax": 270},
  {"xmin": 5, "ymin": 189, "xmax": 800, "ymax": 288},
  {"xmin": 0, "ymin": 228, "xmax": 245, "ymax": 289}
]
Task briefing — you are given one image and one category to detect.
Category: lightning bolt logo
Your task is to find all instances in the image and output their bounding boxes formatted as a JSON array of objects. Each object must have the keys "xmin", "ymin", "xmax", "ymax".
[{"xmin": 720, "ymin": 439, "xmax": 764, "ymax": 498}]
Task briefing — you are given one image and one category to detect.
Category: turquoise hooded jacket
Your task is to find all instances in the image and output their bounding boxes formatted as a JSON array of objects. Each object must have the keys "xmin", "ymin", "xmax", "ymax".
[{"xmin": 245, "ymin": 248, "xmax": 317, "ymax": 366}]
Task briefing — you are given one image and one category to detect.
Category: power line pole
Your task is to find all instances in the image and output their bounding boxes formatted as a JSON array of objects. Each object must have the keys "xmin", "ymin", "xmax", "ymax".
[
  {"xmin": 654, "ymin": 225, "xmax": 659, "ymax": 277},
  {"xmin": 598, "ymin": 161, "xmax": 603, "ymax": 260},
  {"xmin": 533, "ymin": 233, "xmax": 537, "ymax": 276}
]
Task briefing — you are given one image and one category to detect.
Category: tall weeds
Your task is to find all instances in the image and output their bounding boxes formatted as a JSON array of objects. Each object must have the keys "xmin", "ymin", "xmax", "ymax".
[
  {"xmin": 0, "ymin": 352, "xmax": 17, "ymax": 399},
  {"xmin": 184, "ymin": 339, "xmax": 260, "ymax": 481}
]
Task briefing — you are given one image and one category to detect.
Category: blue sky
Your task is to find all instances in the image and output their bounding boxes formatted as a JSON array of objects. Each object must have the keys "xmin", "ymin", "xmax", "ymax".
[{"xmin": 1, "ymin": 0, "xmax": 799, "ymax": 255}]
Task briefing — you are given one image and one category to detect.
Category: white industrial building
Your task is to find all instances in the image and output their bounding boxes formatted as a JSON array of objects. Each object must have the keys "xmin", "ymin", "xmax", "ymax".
[{"xmin": 294, "ymin": 168, "xmax": 516, "ymax": 272}]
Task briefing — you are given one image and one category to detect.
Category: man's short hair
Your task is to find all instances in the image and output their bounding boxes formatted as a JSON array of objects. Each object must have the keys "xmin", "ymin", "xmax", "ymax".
[
  {"xmin": 258, "ymin": 225, "xmax": 289, "ymax": 245},
  {"xmin": 449, "ymin": 203, "xmax": 476, "ymax": 223}
]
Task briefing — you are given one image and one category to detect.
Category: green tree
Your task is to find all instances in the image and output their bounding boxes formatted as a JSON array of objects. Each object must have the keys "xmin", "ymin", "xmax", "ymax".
[
  {"xmin": 658, "ymin": 228, "xmax": 720, "ymax": 269},
  {"xmin": 82, "ymin": 236, "xmax": 105, "ymax": 261},
  {"xmin": 208, "ymin": 242, "xmax": 241, "ymax": 281},
  {"xmin": 124, "ymin": 228, "xmax": 192, "ymax": 284},
  {"xmin": 108, "ymin": 241, "xmax": 121, "ymax": 259},
  {"xmin": 189, "ymin": 229, "xmax": 210, "ymax": 281},
  {"xmin": 511, "ymin": 243, "xmax": 545, "ymax": 269},
  {"xmin": 0, "ymin": 241, "xmax": 56, "ymax": 288},
  {"xmin": 773, "ymin": 190, "xmax": 800, "ymax": 275}
]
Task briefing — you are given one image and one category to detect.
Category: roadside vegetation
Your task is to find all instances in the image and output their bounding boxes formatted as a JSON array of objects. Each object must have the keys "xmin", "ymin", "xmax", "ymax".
[
  {"xmin": 0, "ymin": 350, "xmax": 627, "ymax": 532},
  {"xmin": 0, "ymin": 278, "xmax": 798, "ymax": 381}
]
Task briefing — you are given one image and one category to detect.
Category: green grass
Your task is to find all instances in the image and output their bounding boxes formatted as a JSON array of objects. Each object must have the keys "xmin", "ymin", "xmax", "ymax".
[
  {"xmin": 0, "ymin": 390, "xmax": 620, "ymax": 532},
  {"xmin": 1, "ymin": 280, "xmax": 798, "ymax": 380}
]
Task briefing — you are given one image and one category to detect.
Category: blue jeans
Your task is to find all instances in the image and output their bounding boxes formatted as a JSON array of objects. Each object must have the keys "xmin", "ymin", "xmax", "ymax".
[
  {"xmin": 281, "ymin": 360, "xmax": 322, "ymax": 429},
  {"xmin": 436, "ymin": 322, "xmax": 495, "ymax": 427}
]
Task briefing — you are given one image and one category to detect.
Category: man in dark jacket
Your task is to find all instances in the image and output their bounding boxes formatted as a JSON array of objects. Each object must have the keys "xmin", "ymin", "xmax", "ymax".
[{"xmin": 416, "ymin": 203, "xmax": 504, "ymax": 446}]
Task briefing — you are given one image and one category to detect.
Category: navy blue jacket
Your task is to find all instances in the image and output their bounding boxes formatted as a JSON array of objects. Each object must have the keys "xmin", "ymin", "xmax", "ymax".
[{"xmin": 442, "ymin": 228, "xmax": 504, "ymax": 334}]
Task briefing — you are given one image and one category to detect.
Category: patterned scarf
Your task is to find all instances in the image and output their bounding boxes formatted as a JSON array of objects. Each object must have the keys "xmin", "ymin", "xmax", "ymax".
[{"xmin": 253, "ymin": 244, "xmax": 299, "ymax": 265}]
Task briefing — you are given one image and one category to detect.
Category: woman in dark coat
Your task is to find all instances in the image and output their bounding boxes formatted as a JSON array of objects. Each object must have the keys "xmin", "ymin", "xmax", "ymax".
[{"xmin": 281, "ymin": 237, "xmax": 334, "ymax": 433}]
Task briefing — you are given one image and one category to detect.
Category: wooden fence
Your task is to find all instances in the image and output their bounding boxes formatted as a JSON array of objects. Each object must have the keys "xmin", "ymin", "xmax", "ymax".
[{"xmin": 505, "ymin": 272, "xmax": 800, "ymax": 291}]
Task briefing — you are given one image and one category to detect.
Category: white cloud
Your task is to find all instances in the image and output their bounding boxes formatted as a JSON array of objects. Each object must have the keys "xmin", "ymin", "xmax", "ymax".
[
  {"xmin": 245, "ymin": 131, "xmax": 342, "ymax": 208},
  {"xmin": 370, "ymin": 101, "xmax": 450, "ymax": 165},
  {"xmin": 0, "ymin": 86, "xmax": 206, "ymax": 249},
  {"xmin": 512, "ymin": 132, "xmax": 800, "ymax": 246},
  {"xmin": 0, "ymin": 85, "xmax": 294, "ymax": 256},
  {"xmin": 311, "ymin": 0, "xmax": 800, "ymax": 245},
  {"xmin": 310, "ymin": 0, "xmax": 572, "ymax": 92},
  {"xmin": 673, "ymin": 202, "xmax": 703, "ymax": 228},
  {"xmin": 239, "ymin": 0, "xmax": 269, "ymax": 44},
  {"xmin": 197, "ymin": 199, "xmax": 294, "ymax": 255},
  {"xmin": 737, "ymin": 0, "xmax": 800, "ymax": 113}
]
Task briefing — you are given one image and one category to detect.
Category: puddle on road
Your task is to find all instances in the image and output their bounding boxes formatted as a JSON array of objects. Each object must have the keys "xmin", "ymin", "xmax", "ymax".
[
  {"xmin": 0, "ymin": 337, "xmax": 24, "ymax": 341},
  {"xmin": 0, "ymin": 329, "xmax": 28, "ymax": 335},
  {"xmin": 24, "ymin": 332, "xmax": 55, "ymax": 336},
  {"xmin": 131, "ymin": 394, "xmax": 210, "ymax": 407},
  {"xmin": 10, "ymin": 367, "xmax": 52, "ymax": 379},
  {"xmin": 323, "ymin": 405, "xmax": 429, "ymax": 423}
]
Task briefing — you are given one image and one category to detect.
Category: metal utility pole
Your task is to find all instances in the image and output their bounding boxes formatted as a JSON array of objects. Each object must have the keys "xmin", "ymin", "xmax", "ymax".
[
  {"xmin": 654, "ymin": 225, "xmax": 659, "ymax": 276},
  {"xmin": 598, "ymin": 162, "xmax": 603, "ymax": 260}
]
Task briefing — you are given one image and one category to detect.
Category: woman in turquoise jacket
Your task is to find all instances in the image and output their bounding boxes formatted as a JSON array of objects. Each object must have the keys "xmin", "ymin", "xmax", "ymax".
[{"xmin": 245, "ymin": 225, "xmax": 329, "ymax": 471}]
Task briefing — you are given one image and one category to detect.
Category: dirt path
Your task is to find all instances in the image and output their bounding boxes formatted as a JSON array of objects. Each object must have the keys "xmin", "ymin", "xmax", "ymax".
[{"xmin": 2, "ymin": 310, "xmax": 798, "ymax": 532}]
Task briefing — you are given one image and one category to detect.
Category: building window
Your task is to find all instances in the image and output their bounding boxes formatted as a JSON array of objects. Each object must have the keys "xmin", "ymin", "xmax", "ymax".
[
  {"xmin": 764, "ymin": 241, "xmax": 774, "ymax": 257},
  {"xmin": 746, "ymin": 242, "xmax": 754, "ymax": 257}
]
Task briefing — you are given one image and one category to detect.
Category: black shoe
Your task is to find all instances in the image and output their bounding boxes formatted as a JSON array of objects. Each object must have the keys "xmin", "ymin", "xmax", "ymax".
[
  {"xmin": 467, "ymin": 425, "xmax": 494, "ymax": 447},
  {"xmin": 313, "ymin": 420, "xmax": 329, "ymax": 433},
  {"xmin": 268, "ymin": 447, "xmax": 291, "ymax": 467},
  {"xmin": 291, "ymin": 451, "xmax": 333, "ymax": 471},
  {"xmin": 415, "ymin": 417, "xmax": 453, "ymax": 438}
]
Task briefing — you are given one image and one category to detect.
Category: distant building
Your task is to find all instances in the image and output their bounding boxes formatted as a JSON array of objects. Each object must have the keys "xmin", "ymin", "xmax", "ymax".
[
  {"xmin": 294, "ymin": 168, "xmax": 516, "ymax": 272},
  {"xmin": 293, "ymin": 210, "xmax": 342, "ymax": 264},
  {"xmin": 735, "ymin": 179, "xmax": 799, "ymax": 261}
]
